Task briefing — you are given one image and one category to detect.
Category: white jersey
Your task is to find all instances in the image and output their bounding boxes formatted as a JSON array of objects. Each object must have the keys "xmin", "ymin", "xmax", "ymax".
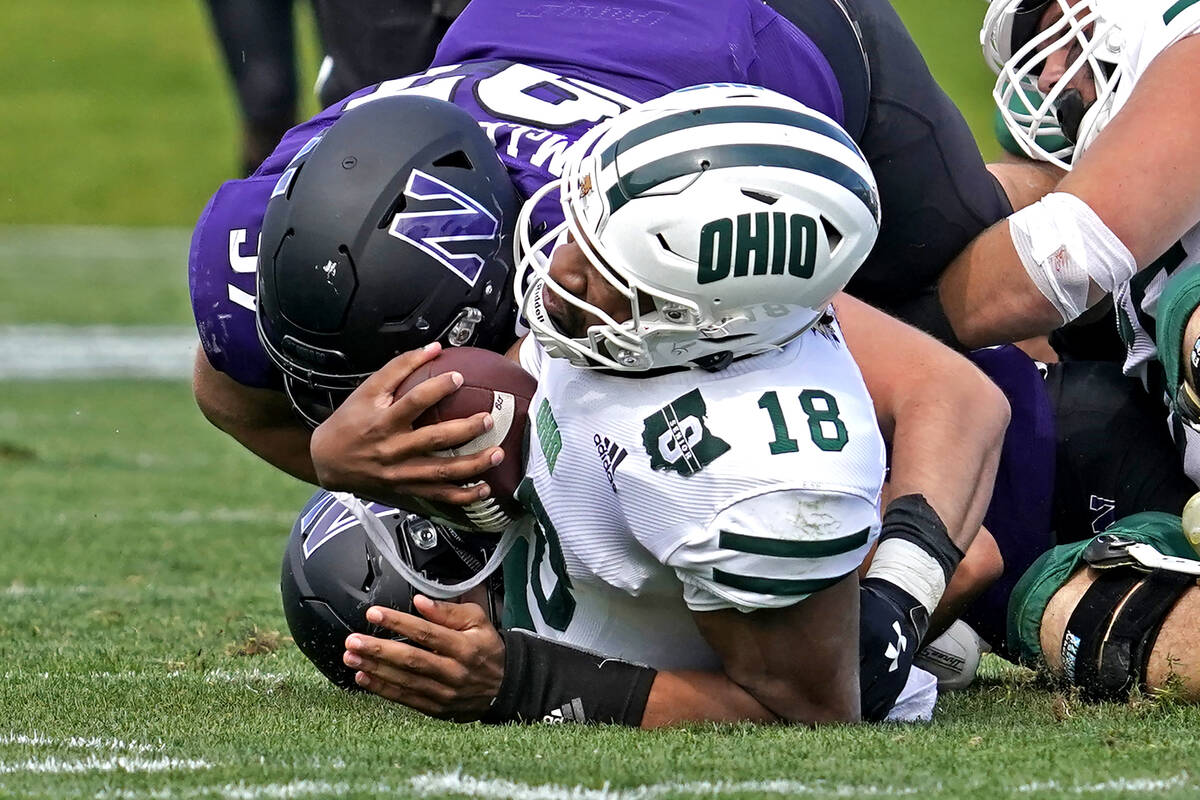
[
  {"xmin": 507, "ymin": 320, "xmax": 885, "ymax": 671},
  {"xmin": 1105, "ymin": 0, "xmax": 1200, "ymax": 379}
]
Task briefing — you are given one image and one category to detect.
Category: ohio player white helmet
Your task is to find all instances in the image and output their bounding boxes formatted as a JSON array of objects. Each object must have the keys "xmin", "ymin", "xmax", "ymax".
[
  {"xmin": 515, "ymin": 83, "xmax": 880, "ymax": 372},
  {"xmin": 982, "ymin": 0, "xmax": 1128, "ymax": 168}
]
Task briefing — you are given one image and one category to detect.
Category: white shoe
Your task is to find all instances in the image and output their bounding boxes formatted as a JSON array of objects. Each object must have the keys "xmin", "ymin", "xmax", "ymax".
[{"xmin": 914, "ymin": 620, "xmax": 990, "ymax": 691}]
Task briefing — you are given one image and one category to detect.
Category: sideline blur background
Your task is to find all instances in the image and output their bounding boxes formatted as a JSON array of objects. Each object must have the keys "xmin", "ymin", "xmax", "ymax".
[{"xmin": 0, "ymin": 1, "xmax": 996, "ymax": 229}]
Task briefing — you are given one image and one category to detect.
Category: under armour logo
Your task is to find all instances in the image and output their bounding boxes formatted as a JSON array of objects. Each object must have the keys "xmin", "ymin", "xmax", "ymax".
[
  {"xmin": 388, "ymin": 170, "xmax": 499, "ymax": 287},
  {"xmin": 884, "ymin": 620, "xmax": 907, "ymax": 672}
]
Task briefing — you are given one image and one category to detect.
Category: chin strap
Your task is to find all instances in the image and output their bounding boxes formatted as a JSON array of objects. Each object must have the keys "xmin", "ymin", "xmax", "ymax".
[{"xmin": 333, "ymin": 491, "xmax": 522, "ymax": 600}]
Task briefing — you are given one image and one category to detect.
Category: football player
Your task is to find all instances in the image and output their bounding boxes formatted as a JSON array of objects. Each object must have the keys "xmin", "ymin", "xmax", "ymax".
[
  {"xmin": 190, "ymin": 0, "xmax": 1013, "ymax": 500},
  {"xmin": 940, "ymin": 0, "xmax": 1200, "ymax": 482},
  {"xmin": 333, "ymin": 86, "xmax": 1010, "ymax": 726}
]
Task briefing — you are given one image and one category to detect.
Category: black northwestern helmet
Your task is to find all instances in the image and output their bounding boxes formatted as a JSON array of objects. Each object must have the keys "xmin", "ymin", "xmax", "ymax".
[
  {"xmin": 281, "ymin": 489, "xmax": 502, "ymax": 690},
  {"xmin": 257, "ymin": 95, "xmax": 521, "ymax": 426}
]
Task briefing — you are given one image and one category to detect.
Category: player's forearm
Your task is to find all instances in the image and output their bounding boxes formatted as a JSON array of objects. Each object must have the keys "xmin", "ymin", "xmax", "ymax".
[
  {"xmin": 986, "ymin": 160, "xmax": 1063, "ymax": 213},
  {"xmin": 937, "ymin": 223, "xmax": 1065, "ymax": 349},
  {"xmin": 639, "ymin": 670, "xmax": 778, "ymax": 728},
  {"xmin": 884, "ymin": 360, "xmax": 1008, "ymax": 555},
  {"xmin": 927, "ymin": 527, "xmax": 1003, "ymax": 641},
  {"xmin": 192, "ymin": 348, "xmax": 317, "ymax": 483}
]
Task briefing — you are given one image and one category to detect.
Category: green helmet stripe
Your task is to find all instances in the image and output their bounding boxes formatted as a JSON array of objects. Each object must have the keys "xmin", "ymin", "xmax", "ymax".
[
  {"xmin": 606, "ymin": 143, "xmax": 878, "ymax": 219},
  {"xmin": 598, "ymin": 103, "xmax": 861, "ymax": 170}
]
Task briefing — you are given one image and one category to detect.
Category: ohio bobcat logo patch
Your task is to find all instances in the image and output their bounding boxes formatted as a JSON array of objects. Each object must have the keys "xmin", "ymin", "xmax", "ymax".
[{"xmin": 641, "ymin": 389, "xmax": 730, "ymax": 476}]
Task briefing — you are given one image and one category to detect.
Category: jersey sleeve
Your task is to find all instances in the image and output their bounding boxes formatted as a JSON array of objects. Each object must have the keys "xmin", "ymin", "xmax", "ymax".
[
  {"xmin": 188, "ymin": 101, "xmax": 358, "ymax": 389},
  {"xmin": 746, "ymin": 2, "xmax": 846, "ymax": 126},
  {"xmin": 1154, "ymin": 0, "xmax": 1200, "ymax": 53},
  {"xmin": 189, "ymin": 175, "xmax": 281, "ymax": 389},
  {"xmin": 662, "ymin": 487, "xmax": 879, "ymax": 613}
]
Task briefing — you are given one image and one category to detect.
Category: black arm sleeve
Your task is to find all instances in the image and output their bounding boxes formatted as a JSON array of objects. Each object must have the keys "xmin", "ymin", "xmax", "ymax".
[{"xmin": 480, "ymin": 630, "xmax": 657, "ymax": 726}]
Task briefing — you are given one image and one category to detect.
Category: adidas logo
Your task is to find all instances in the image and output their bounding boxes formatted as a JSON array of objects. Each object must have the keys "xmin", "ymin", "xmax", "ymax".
[
  {"xmin": 593, "ymin": 434, "xmax": 628, "ymax": 493},
  {"xmin": 542, "ymin": 697, "xmax": 586, "ymax": 724}
]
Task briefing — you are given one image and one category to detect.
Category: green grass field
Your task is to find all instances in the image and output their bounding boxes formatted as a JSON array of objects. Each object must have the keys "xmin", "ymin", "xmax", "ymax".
[
  {"xmin": 6, "ymin": 2, "xmax": 1198, "ymax": 798},
  {"xmin": 4, "ymin": 378, "xmax": 1200, "ymax": 799}
]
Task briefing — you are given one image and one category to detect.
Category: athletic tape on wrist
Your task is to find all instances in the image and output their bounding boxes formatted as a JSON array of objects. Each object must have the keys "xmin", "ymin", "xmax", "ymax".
[
  {"xmin": 481, "ymin": 630, "xmax": 657, "ymax": 726},
  {"xmin": 1008, "ymin": 192, "xmax": 1136, "ymax": 324},
  {"xmin": 865, "ymin": 495, "xmax": 960, "ymax": 615}
]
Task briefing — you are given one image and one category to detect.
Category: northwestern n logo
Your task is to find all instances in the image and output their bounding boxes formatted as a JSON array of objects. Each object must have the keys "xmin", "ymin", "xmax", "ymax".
[
  {"xmin": 300, "ymin": 491, "xmax": 399, "ymax": 559},
  {"xmin": 387, "ymin": 170, "xmax": 500, "ymax": 286}
]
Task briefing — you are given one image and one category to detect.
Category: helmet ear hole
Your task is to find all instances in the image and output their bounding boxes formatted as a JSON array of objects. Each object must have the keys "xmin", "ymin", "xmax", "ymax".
[
  {"xmin": 432, "ymin": 150, "xmax": 474, "ymax": 170},
  {"xmin": 820, "ymin": 216, "xmax": 843, "ymax": 254},
  {"xmin": 741, "ymin": 188, "xmax": 779, "ymax": 205}
]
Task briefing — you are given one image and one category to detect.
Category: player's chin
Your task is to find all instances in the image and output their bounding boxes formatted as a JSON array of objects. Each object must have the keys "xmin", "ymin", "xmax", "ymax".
[{"xmin": 543, "ymin": 294, "xmax": 585, "ymax": 340}]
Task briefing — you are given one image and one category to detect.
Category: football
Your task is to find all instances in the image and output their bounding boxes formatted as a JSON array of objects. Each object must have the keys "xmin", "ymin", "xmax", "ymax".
[{"xmin": 396, "ymin": 346, "xmax": 537, "ymax": 533}]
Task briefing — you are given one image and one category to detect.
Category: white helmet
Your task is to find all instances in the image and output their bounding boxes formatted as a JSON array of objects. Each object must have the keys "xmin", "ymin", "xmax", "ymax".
[
  {"xmin": 982, "ymin": 0, "xmax": 1127, "ymax": 169},
  {"xmin": 514, "ymin": 84, "xmax": 880, "ymax": 372}
]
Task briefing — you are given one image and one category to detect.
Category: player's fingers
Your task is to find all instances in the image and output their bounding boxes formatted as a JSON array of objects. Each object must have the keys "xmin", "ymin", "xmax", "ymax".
[
  {"xmin": 359, "ymin": 343, "xmax": 443, "ymax": 398},
  {"xmin": 362, "ymin": 606, "xmax": 470, "ymax": 659},
  {"xmin": 390, "ymin": 413, "xmax": 496, "ymax": 455},
  {"xmin": 346, "ymin": 648, "xmax": 470, "ymax": 692},
  {"xmin": 412, "ymin": 595, "xmax": 489, "ymax": 633},
  {"xmin": 353, "ymin": 670, "xmax": 460, "ymax": 717},
  {"xmin": 387, "ymin": 371, "xmax": 466, "ymax": 424},
  {"xmin": 382, "ymin": 450, "xmax": 503, "ymax": 491},
  {"xmin": 344, "ymin": 634, "xmax": 469, "ymax": 684}
]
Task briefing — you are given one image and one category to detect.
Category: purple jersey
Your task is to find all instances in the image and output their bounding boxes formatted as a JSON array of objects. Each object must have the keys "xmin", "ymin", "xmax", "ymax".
[
  {"xmin": 962, "ymin": 345, "xmax": 1057, "ymax": 650},
  {"xmin": 190, "ymin": 0, "xmax": 842, "ymax": 388}
]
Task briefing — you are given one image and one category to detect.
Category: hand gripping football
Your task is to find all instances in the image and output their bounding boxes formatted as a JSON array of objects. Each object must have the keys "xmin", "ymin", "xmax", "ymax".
[{"xmin": 396, "ymin": 346, "xmax": 536, "ymax": 533}]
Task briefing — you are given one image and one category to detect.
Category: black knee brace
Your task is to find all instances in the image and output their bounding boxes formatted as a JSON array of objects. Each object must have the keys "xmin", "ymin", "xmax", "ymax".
[{"xmin": 1059, "ymin": 567, "xmax": 1194, "ymax": 700}]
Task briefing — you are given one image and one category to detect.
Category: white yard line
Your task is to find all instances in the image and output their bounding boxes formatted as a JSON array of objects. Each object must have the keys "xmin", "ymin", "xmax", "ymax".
[
  {"xmin": 2, "ymin": 668, "xmax": 314, "ymax": 686},
  {"xmin": 0, "ymin": 225, "xmax": 191, "ymax": 261},
  {"xmin": 15, "ymin": 770, "xmax": 1198, "ymax": 800},
  {"xmin": 0, "ymin": 225, "xmax": 197, "ymax": 378},
  {"xmin": 93, "ymin": 782, "xmax": 358, "ymax": 800},
  {"xmin": 0, "ymin": 324, "xmax": 196, "ymax": 379},
  {"xmin": 0, "ymin": 755, "xmax": 212, "ymax": 774},
  {"xmin": 409, "ymin": 771, "xmax": 924, "ymax": 799},
  {"xmin": 0, "ymin": 732, "xmax": 163, "ymax": 754},
  {"xmin": 1017, "ymin": 774, "xmax": 1194, "ymax": 794}
]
